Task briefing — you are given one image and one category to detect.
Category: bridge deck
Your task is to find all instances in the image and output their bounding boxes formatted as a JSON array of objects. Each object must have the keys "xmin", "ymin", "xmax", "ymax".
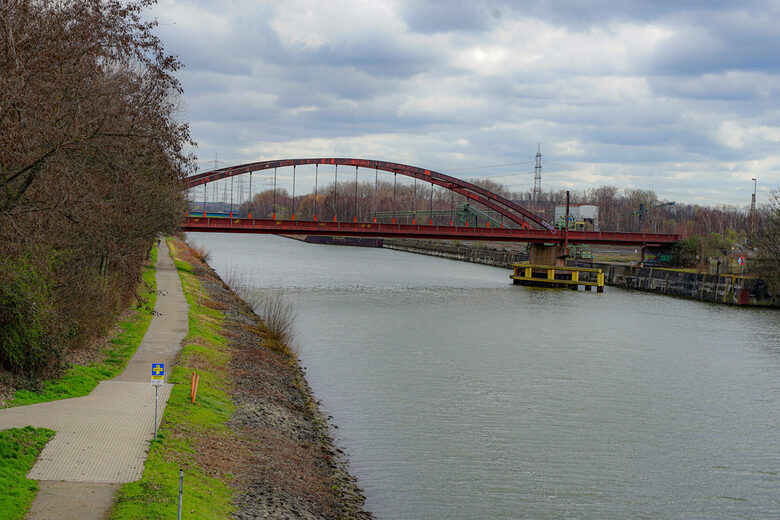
[{"xmin": 182, "ymin": 216, "xmax": 679, "ymax": 246}]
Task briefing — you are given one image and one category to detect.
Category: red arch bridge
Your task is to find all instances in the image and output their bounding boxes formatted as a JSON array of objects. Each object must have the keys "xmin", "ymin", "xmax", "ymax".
[{"xmin": 183, "ymin": 158, "xmax": 679, "ymax": 250}]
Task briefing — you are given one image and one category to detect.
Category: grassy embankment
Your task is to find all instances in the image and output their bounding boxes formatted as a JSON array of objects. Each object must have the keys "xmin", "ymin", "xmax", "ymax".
[
  {"xmin": 4, "ymin": 247, "xmax": 159, "ymax": 407},
  {"xmin": 109, "ymin": 238, "xmax": 236, "ymax": 519},
  {"xmin": 0, "ymin": 426, "xmax": 56, "ymax": 520}
]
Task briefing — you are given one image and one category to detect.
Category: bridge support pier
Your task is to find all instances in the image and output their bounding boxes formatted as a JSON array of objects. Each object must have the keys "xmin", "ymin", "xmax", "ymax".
[{"xmin": 528, "ymin": 244, "xmax": 566, "ymax": 266}]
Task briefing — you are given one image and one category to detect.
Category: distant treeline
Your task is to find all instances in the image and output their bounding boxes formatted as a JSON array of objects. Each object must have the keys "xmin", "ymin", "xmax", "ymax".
[
  {"xmin": 0, "ymin": 1, "xmax": 191, "ymax": 381},
  {"xmin": 233, "ymin": 179, "xmax": 752, "ymax": 236}
]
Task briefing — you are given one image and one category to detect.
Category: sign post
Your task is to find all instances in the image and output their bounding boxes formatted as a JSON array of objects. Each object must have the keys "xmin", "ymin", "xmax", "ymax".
[
  {"xmin": 151, "ymin": 363, "xmax": 164, "ymax": 439},
  {"xmin": 178, "ymin": 468, "xmax": 184, "ymax": 520}
]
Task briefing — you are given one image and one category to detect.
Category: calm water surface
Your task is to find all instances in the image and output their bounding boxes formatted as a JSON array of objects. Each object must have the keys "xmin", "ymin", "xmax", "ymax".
[{"xmin": 190, "ymin": 233, "xmax": 780, "ymax": 520}]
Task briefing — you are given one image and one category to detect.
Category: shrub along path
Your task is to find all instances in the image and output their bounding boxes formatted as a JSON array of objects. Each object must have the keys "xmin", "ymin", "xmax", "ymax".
[{"xmin": 0, "ymin": 239, "xmax": 188, "ymax": 519}]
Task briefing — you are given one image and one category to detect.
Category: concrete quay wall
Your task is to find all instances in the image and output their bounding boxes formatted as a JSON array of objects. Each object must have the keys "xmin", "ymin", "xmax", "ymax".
[
  {"xmin": 570, "ymin": 261, "xmax": 777, "ymax": 307},
  {"xmin": 383, "ymin": 238, "xmax": 528, "ymax": 268}
]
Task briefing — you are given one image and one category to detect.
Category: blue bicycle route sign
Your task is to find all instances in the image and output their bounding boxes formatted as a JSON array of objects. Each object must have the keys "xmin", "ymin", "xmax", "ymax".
[{"xmin": 151, "ymin": 363, "xmax": 164, "ymax": 386}]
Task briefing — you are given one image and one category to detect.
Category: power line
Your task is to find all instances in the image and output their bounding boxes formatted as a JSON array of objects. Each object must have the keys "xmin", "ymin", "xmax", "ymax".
[
  {"xmin": 442, "ymin": 160, "xmax": 535, "ymax": 172},
  {"xmin": 500, "ymin": 182, "xmax": 535, "ymax": 187},
  {"xmin": 542, "ymin": 161, "xmax": 581, "ymax": 171},
  {"xmin": 483, "ymin": 171, "xmax": 536, "ymax": 179}
]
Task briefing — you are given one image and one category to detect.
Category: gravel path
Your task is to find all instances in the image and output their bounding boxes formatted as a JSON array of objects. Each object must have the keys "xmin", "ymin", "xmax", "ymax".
[{"xmin": 0, "ymin": 239, "xmax": 188, "ymax": 519}]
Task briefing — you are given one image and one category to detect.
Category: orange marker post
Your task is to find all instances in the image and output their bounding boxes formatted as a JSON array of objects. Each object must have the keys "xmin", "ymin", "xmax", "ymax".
[{"xmin": 191, "ymin": 374, "xmax": 200, "ymax": 404}]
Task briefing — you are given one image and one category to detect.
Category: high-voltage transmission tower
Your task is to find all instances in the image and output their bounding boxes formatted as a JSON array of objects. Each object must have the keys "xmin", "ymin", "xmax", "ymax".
[{"xmin": 532, "ymin": 143, "xmax": 542, "ymax": 202}]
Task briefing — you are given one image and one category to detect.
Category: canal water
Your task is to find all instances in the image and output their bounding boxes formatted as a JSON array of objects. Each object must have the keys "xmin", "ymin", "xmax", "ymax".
[{"xmin": 189, "ymin": 233, "xmax": 780, "ymax": 520}]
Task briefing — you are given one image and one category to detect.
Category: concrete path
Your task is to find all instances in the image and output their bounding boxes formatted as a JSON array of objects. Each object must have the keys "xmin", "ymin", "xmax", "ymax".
[
  {"xmin": 113, "ymin": 240, "xmax": 189, "ymax": 383},
  {"xmin": 0, "ymin": 239, "xmax": 189, "ymax": 519}
]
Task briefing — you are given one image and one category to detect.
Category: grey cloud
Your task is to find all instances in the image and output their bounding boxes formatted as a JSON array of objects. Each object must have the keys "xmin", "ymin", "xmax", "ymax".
[
  {"xmin": 299, "ymin": 43, "xmax": 437, "ymax": 78},
  {"xmin": 153, "ymin": 10, "xmax": 279, "ymax": 76},
  {"xmin": 488, "ymin": 0, "xmax": 772, "ymax": 27},
  {"xmin": 400, "ymin": 0, "xmax": 494, "ymax": 33},
  {"xmin": 646, "ymin": 19, "xmax": 780, "ymax": 76},
  {"xmin": 264, "ymin": 31, "xmax": 442, "ymax": 80},
  {"xmin": 269, "ymin": 65, "xmax": 392, "ymax": 104},
  {"xmin": 648, "ymin": 73, "xmax": 780, "ymax": 102}
]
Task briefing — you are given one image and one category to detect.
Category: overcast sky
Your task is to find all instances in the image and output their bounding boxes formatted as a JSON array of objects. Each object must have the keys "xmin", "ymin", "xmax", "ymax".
[{"xmin": 151, "ymin": 0, "xmax": 780, "ymax": 207}]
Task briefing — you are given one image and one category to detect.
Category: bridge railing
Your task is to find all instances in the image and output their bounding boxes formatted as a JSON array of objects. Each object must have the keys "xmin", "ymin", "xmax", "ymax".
[{"xmin": 182, "ymin": 216, "xmax": 680, "ymax": 246}]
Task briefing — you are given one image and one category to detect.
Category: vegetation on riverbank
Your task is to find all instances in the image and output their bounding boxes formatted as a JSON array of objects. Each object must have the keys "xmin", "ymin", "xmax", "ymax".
[
  {"xmin": 110, "ymin": 237, "xmax": 370, "ymax": 519},
  {"xmin": 750, "ymin": 190, "xmax": 780, "ymax": 293},
  {"xmin": 2, "ymin": 251, "xmax": 158, "ymax": 408},
  {"xmin": 0, "ymin": 0, "xmax": 190, "ymax": 384},
  {"xmin": 0, "ymin": 426, "xmax": 55, "ymax": 520},
  {"xmin": 667, "ymin": 231, "xmax": 740, "ymax": 268}
]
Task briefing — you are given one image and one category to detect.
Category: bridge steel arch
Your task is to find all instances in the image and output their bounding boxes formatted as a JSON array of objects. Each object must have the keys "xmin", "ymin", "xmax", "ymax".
[{"xmin": 186, "ymin": 158, "xmax": 555, "ymax": 230}]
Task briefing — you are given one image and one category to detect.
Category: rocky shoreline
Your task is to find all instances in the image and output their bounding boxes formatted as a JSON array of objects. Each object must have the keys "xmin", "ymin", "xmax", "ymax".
[{"xmin": 175, "ymin": 239, "xmax": 372, "ymax": 519}]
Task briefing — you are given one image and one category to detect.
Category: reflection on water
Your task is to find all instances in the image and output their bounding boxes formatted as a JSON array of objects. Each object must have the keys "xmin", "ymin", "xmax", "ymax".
[{"xmin": 191, "ymin": 233, "xmax": 780, "ymax": 520}]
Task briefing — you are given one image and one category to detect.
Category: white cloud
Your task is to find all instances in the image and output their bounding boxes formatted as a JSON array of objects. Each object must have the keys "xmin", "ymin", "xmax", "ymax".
[
  {"xmin": 154, "ymin": 0, "xmax": 233, "ymax": 37},
  {"xmin": 717, "ymin": 121, "xmax": 746, "ymax": 149},
  {"xmin": 717, "ymin": 121, "xmax": 780, "ymax": 151},
  {"xmin": 269, "ymin": 0, "xmax": 403, "ymax": 49},
  {"xmin": 551, "ymin": 140, "xmax": 586, "ymax": 157},
  {"xmin": 396, "ymin": 95, "xmax": 489, "ymax": 119},
  {"xmin": 449, "ymin": 20, "xmax": 673, "ymax": 77}
]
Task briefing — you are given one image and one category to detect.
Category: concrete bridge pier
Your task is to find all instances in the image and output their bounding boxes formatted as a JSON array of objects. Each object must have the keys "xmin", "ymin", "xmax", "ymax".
[{"xmin": 528, "ymin": 243, "xmax": 566, "ymax": 266}]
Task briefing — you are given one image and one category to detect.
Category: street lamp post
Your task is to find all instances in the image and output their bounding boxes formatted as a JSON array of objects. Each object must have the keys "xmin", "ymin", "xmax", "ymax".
[{"xmin": 751, "ymin": 178, "xmax": 757, "ymax": 235}]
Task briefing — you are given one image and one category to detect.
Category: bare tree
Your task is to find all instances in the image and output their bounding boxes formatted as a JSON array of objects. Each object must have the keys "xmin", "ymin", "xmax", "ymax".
[
  {"xmin": 0, "ymin": 0, "xmax": 193, "ymax": 379},
  {"xmin": 751, "ymin": 190, "xmax": 780, "ymax": 292}
]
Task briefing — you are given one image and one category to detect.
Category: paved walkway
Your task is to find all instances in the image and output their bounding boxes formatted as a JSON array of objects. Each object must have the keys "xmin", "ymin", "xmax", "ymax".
[
  {"xmin": 0, "ymin": 382, "xmax": 174, "ymax": 482},
  {"xmin": 0, "ymin": 239, "xmax": 189, "ymax": 519}
]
